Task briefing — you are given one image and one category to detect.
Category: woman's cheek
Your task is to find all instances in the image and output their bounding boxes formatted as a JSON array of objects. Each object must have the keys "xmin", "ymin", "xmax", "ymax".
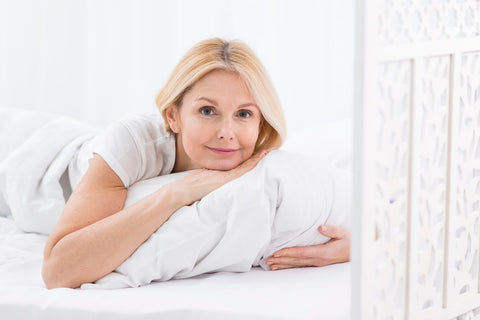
[{"xmin": 248, "ymin": 124, "xmax": 261, "ymax": 146}]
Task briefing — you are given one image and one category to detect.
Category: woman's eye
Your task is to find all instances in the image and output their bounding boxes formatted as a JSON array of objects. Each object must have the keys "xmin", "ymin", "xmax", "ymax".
[
  {"xmin": 199, "ymin": 107, "xmax": 215, "ymax": 116},
  {"xmin": 238, "ymin": 110, "xmax": 252, "ymax": 118}
]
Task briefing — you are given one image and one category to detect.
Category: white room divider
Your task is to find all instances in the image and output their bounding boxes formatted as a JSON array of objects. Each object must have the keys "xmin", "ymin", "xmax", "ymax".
[{"xmin": 353, "ymin": 0, "xmax": 480, "ymax": 319}]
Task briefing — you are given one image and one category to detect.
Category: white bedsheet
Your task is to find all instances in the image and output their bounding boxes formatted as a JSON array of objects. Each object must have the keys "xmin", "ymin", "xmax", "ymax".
[{"xmin": 0, "ymin": 215, "xmax": 350, "ymax": 320}]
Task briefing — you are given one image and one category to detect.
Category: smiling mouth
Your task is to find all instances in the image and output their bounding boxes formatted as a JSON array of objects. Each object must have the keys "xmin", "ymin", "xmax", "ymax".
[{"xmin": 206, "ymin": 147, "xmax": 239, "ymax": 156}]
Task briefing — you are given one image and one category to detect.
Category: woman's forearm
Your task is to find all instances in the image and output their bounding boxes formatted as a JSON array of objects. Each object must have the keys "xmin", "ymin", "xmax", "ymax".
[
  {"xmin": 42, "ymin": 186, "xmax": 182, "ymax": 289},
  {"xmin": 42, "ymin": 152, "xmax": 266, "ymax": 289}
]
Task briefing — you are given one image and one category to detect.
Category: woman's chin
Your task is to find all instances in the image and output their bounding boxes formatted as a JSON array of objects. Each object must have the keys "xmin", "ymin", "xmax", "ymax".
[
  {"xmin": 203, "ymin": 159, "xmax": 242, "ymax": 171},
  {"xmin": 206, "ymin": 164, "xmax": 237, "ymax": 171}
]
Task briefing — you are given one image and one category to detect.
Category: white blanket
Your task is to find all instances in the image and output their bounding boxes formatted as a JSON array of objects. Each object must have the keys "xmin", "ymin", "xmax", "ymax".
[
  {"xmin": 0, "ymin": 108, "xmax": 351, "ymax": 289},
  {"xmin": 0, "ymin": 107, "xmax": 95, "ymax": 234}
]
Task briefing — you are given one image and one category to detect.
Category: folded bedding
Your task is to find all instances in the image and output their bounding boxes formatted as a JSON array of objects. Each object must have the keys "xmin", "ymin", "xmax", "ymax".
[{"xmin": 0, "ymin": 107, "xmax": 351, "ymax": 289}]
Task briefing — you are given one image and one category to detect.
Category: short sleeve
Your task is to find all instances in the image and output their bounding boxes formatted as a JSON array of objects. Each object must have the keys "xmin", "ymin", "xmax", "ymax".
[{"xmin": 92, "ymin": 113, "xmax": 176, "ymax": 188}]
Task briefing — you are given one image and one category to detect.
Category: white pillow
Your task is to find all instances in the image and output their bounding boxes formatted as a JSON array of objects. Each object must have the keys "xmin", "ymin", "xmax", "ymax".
[
  {"xmin": 83, "ymin": 150, "xmax": 351, "ymax": 289},
  {"xmin": 282, "ymin": 118, "xmax": 353, "ymax": 170}
]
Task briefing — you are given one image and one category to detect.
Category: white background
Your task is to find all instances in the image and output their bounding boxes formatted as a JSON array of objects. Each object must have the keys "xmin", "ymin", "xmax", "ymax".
[{"xmin": 0, "ymin": 0, "xmax": 354, "ymax": 137}]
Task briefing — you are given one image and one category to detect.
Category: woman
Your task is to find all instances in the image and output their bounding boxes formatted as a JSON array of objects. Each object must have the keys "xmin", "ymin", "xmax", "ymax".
[{"xmin": 42, "ymin": 38, "xmax": 349, "ymax": 289}]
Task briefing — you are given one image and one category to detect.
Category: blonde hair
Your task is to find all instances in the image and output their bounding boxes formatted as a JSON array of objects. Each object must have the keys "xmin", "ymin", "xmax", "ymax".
[{"xmin": 155, "ymin": 38, "xmax": 286, "ymax": 152}]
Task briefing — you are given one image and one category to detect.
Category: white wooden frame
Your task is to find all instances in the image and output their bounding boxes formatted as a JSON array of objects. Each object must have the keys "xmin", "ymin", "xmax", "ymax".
[{"xmin": 353, "ymin": 0, "xmax": 480, "ymax": 319}]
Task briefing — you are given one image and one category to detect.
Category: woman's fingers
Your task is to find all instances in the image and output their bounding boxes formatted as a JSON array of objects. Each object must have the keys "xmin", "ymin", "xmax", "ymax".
[
  {"xmin": 214, "ymin": 149, "xmax": 268, "ymax": 183},
  {"xmin": 170, "ymin": 150, "xmax": 269, "ymax": 205},
  {"xmin": 265, "ymin": 246, "xmax": 329, "ymax": 269},
  {"xmin": 265, "ymin": 225, "xmax": 351, "ymax": 270},
  {"xmin": 207, "ymin": 150, "xmax": 268, "ymax": 187},
  {"xmin": 230, "ymin": 150, "xmax": 269, "ymax": 178},
  {"xmin": 317, "ymin": 225, "xmax": 350, "ymax": 240}
]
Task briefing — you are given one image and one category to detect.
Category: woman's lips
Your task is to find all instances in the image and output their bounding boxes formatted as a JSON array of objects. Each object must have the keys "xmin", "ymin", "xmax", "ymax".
[{"xmin": 206, "ymin": 147, "xmax": 239, "ymax": 155}]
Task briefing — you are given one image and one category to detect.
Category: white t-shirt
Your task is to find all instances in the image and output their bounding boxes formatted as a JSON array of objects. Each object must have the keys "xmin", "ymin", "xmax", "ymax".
[{"xmin": 68, "ymin": 113, "xmax": 176, "ymax": 189}]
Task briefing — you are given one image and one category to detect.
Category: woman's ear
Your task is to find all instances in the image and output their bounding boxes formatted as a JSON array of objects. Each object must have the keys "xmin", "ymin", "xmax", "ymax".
[
  {"xmin": 165, "ymin": 105, "xmax": 181, "ymax": 133},
  {"xmin": 258, "ymin": 117, "xmax": 264, "ymax": 132}
]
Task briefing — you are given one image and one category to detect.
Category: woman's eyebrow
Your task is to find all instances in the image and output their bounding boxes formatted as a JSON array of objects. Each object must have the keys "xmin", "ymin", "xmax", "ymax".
[
  {"xmin": 195, "ymin": 96, "xmax": 218, "ymax": 105},
  {"xmin": 238, "ymin": 103, "xmax": 258, "ymax": 109},
  {"xmin": 195, "ymin": 96, "xmax": 258, "ymax": 109}
]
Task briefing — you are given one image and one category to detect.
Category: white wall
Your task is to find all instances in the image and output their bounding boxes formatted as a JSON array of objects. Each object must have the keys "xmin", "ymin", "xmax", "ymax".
[{"xmin": 0, "ymin": 0, "xmax": 354, "ymax": 136}]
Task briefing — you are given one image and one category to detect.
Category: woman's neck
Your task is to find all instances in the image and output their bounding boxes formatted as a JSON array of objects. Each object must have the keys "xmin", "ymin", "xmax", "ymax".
[{"xmin": 172, "ymin": 134, "xmax": 193, "ymax": 173}]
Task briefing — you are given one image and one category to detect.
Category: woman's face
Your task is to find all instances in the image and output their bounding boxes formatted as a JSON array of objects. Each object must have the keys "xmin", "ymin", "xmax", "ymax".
[{"xmin": 167, "ymin": 70, "xmax": 262, "ymax": 172}]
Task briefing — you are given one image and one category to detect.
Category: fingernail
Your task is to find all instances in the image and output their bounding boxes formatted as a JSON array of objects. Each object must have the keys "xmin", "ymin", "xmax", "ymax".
[
  {"xmin": 273, "ymin": 254, "xmax": 281, "ymax": 258},
  {"xmin": 321, "ymin": 226, "xmax": 327, "ymax": 232},
  {"xmin": 266, "ymin": 260, "xmax": 273, "ymax": 265},
  {"xmin": 271, "ymin": 266, "xmax": 278, "ymax": 270}
]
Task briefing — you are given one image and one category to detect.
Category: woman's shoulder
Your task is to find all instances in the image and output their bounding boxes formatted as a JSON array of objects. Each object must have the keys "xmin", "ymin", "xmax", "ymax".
[
  {"xmin": 87, "ymin": 112, "xmax": 175, "ymax": 188},
  {"xmin": 99, "ymin": 112, "xmax": 173, "ymax": 150},
  {"xmin": 115, "ymin": 112, "xmax": 169, "ymax": 139}
]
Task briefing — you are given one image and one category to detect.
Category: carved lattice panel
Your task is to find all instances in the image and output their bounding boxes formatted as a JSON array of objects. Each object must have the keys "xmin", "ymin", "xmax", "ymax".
[
  {"xmin": 410, "ymin": 55, "xmax": 451, "ymax": 315},
  {"xmin": 356, "ymin": 0, "xmax": 480, "ymax": 319},
  {"xmin": 378, "ymin": 0, "xmax": 480, "ymax": 46},
  {"xmin": 454, "ymin": 306, "xmax": 480, "ymax": 320},
  {"xmin": 372, "ymin": 60, "xmax": 411, "ymax": 320},
  {"xmin": 449, "ymin": 51, "xmax": 480, "ymax": 302}
]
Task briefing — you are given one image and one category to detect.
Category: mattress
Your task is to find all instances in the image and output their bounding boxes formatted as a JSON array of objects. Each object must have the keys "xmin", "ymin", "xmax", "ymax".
[{"xmin": 0, "ymin": 216, "xmax": 350, "ymax": 320}]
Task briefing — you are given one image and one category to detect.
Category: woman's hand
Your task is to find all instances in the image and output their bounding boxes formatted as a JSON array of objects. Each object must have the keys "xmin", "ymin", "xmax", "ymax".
[
  {"xmin": 265, "ymin": 225, "xmax": 350, "ymax": 270},
  {"xmin": 168, "ymin": 150, "xmax": 268, "ymax": 206}
]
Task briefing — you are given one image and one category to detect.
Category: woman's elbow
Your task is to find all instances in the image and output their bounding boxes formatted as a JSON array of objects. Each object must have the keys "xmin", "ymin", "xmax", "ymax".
[
  {"xmin": 41, "ymin": 256, "xmax": 79, "ymax": 289},
  {"xmin": 41, "ymin": 264, "xmax": 59, "ymax": 289}
]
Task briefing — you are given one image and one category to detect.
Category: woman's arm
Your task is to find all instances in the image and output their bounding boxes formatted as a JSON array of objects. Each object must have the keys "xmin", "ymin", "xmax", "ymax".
[
  {"xmin": 265, "ymin": 225, "xmax": 350, "ymax": 270},
  {"xmin": 42, "ymin": 151, "xmax": 266, "ymax": 289}
]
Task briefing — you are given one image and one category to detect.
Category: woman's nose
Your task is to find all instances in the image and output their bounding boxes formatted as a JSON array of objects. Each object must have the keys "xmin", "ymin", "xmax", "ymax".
[{"xmin": 217, "ymin": 118, "xmax": 235, "ymax": 141}]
